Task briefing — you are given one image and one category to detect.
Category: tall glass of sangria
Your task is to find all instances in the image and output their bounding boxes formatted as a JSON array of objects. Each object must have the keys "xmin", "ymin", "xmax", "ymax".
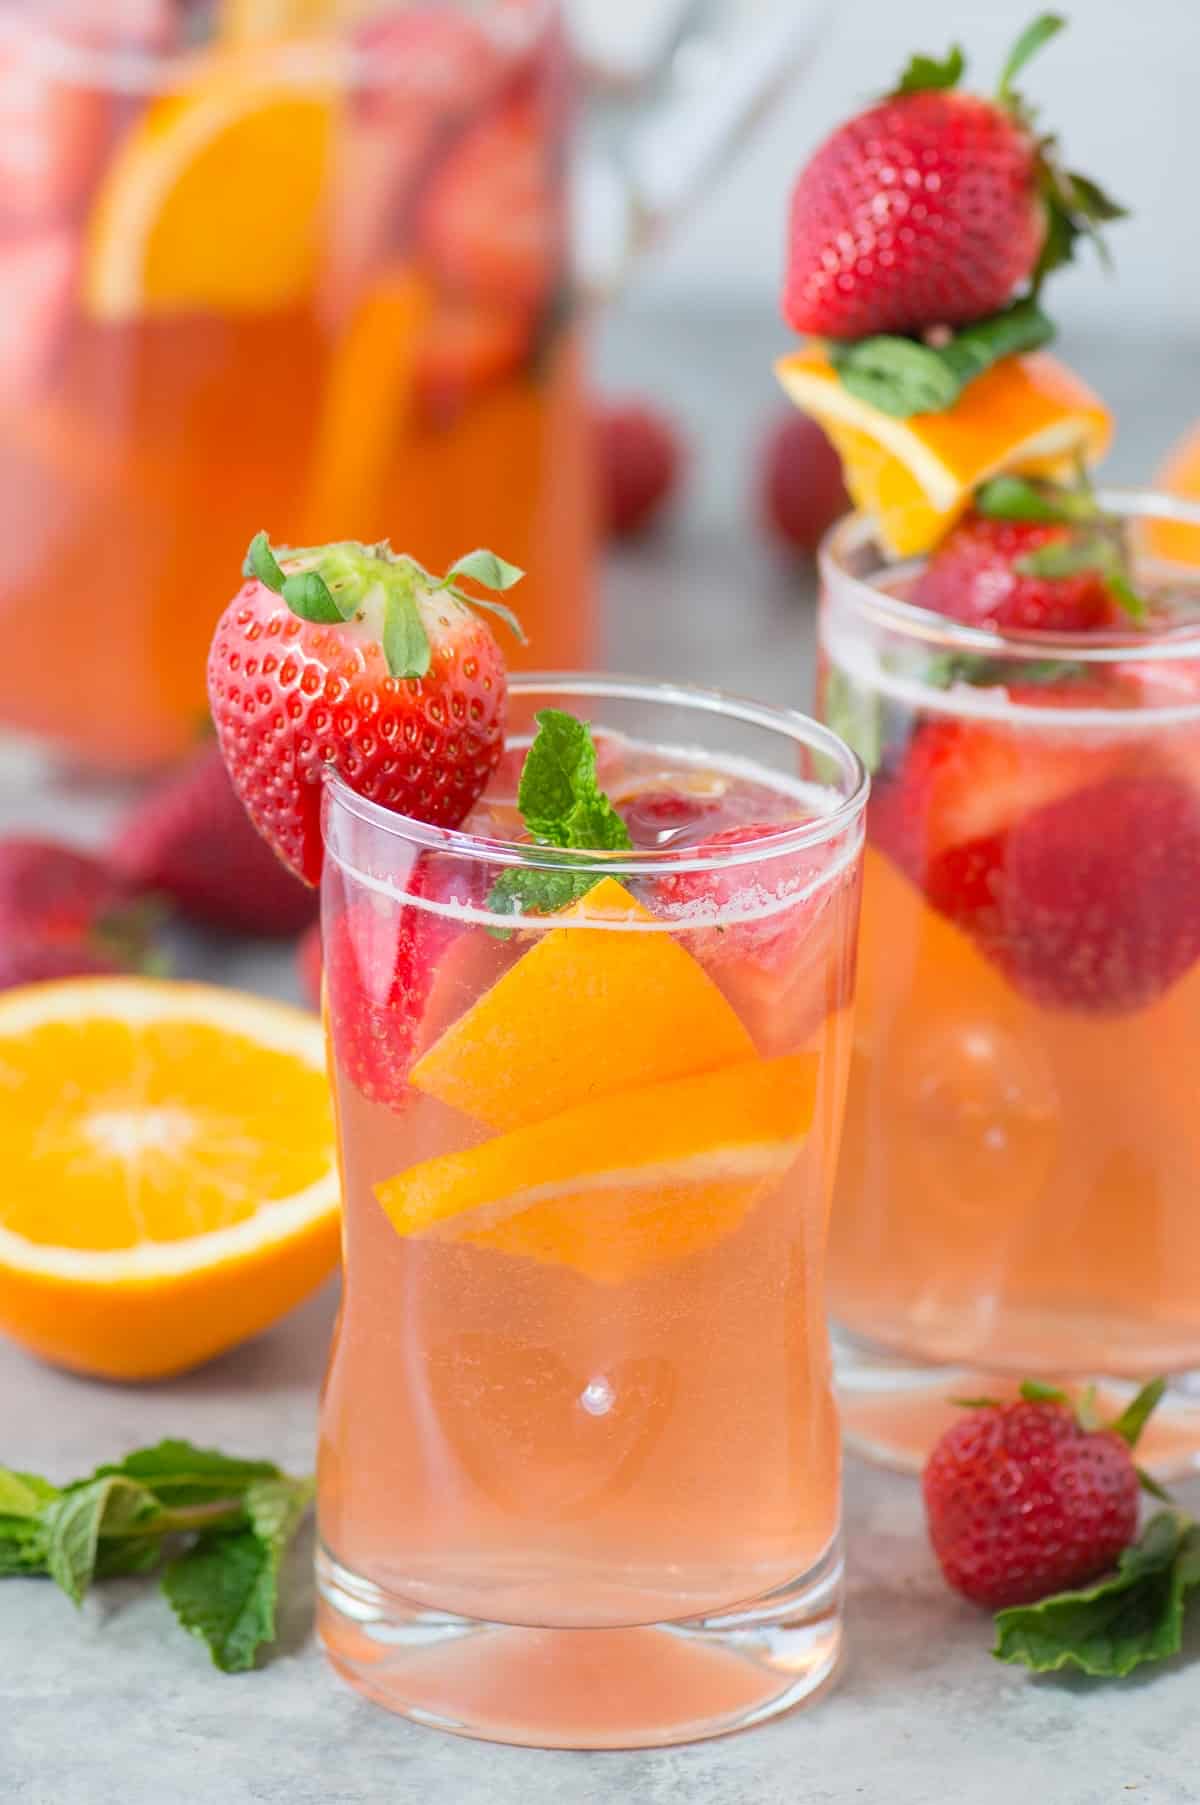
[
  {"xmin": 314, "ymin": 675, "xmax": 866, "ymax": 1748},
  {"xmin": 0, "ymin": 0, "xmax": 585, "ymax": 770},
  {"xmin": 818, "ymin": 493, "xmax": 1200, "ymax": 1472}
]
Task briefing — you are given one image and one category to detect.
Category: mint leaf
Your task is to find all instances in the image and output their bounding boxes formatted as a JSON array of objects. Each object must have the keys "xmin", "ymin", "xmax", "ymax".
[
  {"xmin": 43, "ymin": 1477, "xmax": 159, "ymax": 1606},
  {"xmin": 831, "ymin": 301, "xmax": 1054, "ymax": 420},
  {"xmin": 445, "ymin": 548, "xmax": 525, "ymax": 592},
  {"xmin": 382, "ymin": 588, "xmax": 432, "ymax": 680},
  {"xmin": 993, "ymin": 1511, "xmax": 1200, "ymax": 1678},
  {"xmin": 485, "ymin": 711, "xmax": 633, "ymax": 925},
  {"xmin": 974, "ymin": 474, "xmax": 1097, "ymax": 524},
  {"xmin": 0, "ymin": 1469, "xmax": 59, "ymax": 1518},
  {"xmin": 90, "ymin": 1440, "xmax": 280, "ymax": 1508},
  {"xmin": 0, "ymin": 1520, "xmax": 49, "ymax": 1575},
  {"xmin": 891, "ymin": 44, "xmax": 964, "ymax": 95},
  {"xmin": 162, "ymin": 1475, "xmax": 312, "ymax": 1674},
  {"xmin": 923, "ymin": 653, "xmax": 1088, "ymax": 690}
]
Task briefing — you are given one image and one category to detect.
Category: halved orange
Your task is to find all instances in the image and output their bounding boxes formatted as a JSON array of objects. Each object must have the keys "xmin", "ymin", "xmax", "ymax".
[
  {"xmin": 377, "ymin": 1054, "xmax": 817, "ymax": 1283},
  {"xmin": 409, "ymin": 878, "xmax": 754, "ymax": 1131},
  {"xmin": 82, "ymin": 53, "xmax": 334, "ymax": 321},
  {"xmin": 775, "ymin": 345, "xmax": 1112, "ymax": 557},
  {"xmin": 0, "ymin": 979, "xmax": 339, "ymax": 1380}
]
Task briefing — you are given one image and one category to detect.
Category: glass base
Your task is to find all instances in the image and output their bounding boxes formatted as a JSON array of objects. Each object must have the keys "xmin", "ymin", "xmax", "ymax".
[
  {"xmin": 315, "ymin": 1538, "xmax": 843, "ymax": 1750},
  {"xmin": 834, "ymin": 1327, "xmax": 1200, "ymax": 1479}
]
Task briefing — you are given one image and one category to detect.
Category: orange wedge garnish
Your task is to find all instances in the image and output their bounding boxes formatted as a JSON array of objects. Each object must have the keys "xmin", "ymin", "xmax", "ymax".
[
  {"xmin": 0, "ymin": 979, "xmax": 339, "ymax": 1379},
  {"xmin": 1146, "ymin": 425, "xmax": 1200, "ymax": 566},
  {"xmin": 409, "ymin": 878, "xmax": 754, "ymax": 1131},
  {"xmin": 377, "ymin": 1054, "xmax": 817, "ymax": 1283},
  {"xmin": 776, "ymin": 345, "xmax": 1111, "ymax": 557}
]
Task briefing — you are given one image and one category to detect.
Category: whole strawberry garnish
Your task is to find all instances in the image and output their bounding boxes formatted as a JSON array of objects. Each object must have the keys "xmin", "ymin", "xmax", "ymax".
[
  {"xmin": 911, "ymin": 476, "xmax": 1145, "ymax": 631},
  {"xmin": 207, "ymin": 536, "xmax": 524, "ymax": 887},
  {"xmin": 0, "ymin": 838, "xmax": 155, "ymax": 989},
  {"xmin": 924, "ymin": 1380, "xmax": 1161, "ymax": 1609},
  {"xmin": 784, "ymin": 16, "xmax": 1123, "ymax": 341},
  {"xmin": 595, "ymin": 401, "xmax": 685, "ymax": 539},
  {"xmin": 110, "ymin": 744, "xmax": 318, "ymax": 939}
]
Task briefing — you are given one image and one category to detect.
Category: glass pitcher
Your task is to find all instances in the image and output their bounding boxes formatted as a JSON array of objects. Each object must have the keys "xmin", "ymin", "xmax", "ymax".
[{"xmin": 0, "ymin": 0, "xmax": 827, "ymax": 772}]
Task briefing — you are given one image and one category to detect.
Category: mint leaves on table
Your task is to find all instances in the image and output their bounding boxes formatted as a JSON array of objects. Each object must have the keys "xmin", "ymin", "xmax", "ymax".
[
  {"xmin": 486, "ymin": 709, "xmax": 632, "ymax": 925},
  {"xmin": 994, "ymin": 1510, "xmax": 1200, "ymax": 1679},
  {"xmin": 0, "ymin": 1440, "xmax": 312, "ymax": 1673}
]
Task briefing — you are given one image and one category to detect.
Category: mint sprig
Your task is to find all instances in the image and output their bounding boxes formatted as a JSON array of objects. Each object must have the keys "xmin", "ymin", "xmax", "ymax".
[
  {"xmin": 243, "ymin": 533, "xmax": 525, "ymax": 680},
  {"xmin": 995, "ymin": 1510, "xmax": 1200, "ymax": 1678},
  {"xmin": 486, "ymin": 709, "xmax": 632, "ymax": 925},
  {"xmin": 0, "ymin": 1440, "xmax": 312, "ymax": 1673}
]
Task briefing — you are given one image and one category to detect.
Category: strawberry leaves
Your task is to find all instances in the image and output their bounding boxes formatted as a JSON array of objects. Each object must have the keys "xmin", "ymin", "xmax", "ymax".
[
  {"xmin": 243, "ymin": 533, "xmax": 525, "ymax": 680},
  {"xmin": 0, "ymin": 1440, "xmax": 311, "ymax": 1673},
  {"xmin": 890, "ymin": 43, "xmax": 965, "ymax": 97},
  {"xmin": 994, "ymin": 1511, "xmax": 1200, "ymax": 1679},
  {"xmin": 486, "ymin": 710, "xmax": 632, "ymax": 924}
]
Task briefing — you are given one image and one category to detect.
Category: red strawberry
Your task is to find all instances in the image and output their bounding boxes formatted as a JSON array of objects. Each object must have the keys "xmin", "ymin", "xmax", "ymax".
[
  {"xmin": 595, "ymin": 402, "xmax": 685, "ymax": 539},
  {"xmin": 911, "ymin": 509, "xmax": 1125, "ymax": 631},
  {"xmin": 416, "ymin": 92, "xmax": 559, "ymax": 311},
  {"xmin": 297, "ymin": 922, "xmax": 322, "ymax": 1010},
  {"xmin": 758, "ymin": 413, "xmax": 849, "ymax": 555},
  {"xmin": 869, "ymin": 700, "xmax": 1128, "ymax": 884},
  {"xmin": 207, "ymin": 536, "xmax": 523, "ymax": 887},
  {"xmin": 0, "ymin": 838, "xmax": 152, "ymax": 989},
  {"xmin": 923, "ymin": 1383, "xmax": 1155, "ymax": 1609},
  {"xmin": 784, "ymin": 23, "xmax": 1121, "ymax": 340},
  {"xmin": 654, "ymin": 822, "xmax": 816, "ymax": 969},
  {"xmin": 324, "ymin": 857, "xmax": 509, "ymax": 1109},
  {"xmin": 958, "ymin": 773, "xmax": 1200, "ymax": 1014},
  {"xmin": 110, "ymin": 744, "xmax": 318, "ymax": 939},
  {"xmin": 416, "ymin": 297, "xmax": 534, "ymax": 418}
]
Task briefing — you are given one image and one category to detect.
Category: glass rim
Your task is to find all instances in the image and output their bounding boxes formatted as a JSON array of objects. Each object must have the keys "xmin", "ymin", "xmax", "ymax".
[
  {"xmin": 322, "ymin": 671, "xmax": 870, "ymax": 877},
  {"xmin": 0, "ymin": 0, "xmax": 553, "ymax": 96},
  {"xmin": 818, "ymin": 487, "xmax": 1200, "ymax": 666}
]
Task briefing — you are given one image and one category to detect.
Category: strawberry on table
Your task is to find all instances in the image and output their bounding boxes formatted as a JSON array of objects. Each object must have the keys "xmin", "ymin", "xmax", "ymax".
[
  {"xmin": 784, "ymin": 15, "xmax": 1123, "ymax": 341},
  {"xmin": 110, "ymin": 743, "xmax": 318, "ymax": 939},
  {"xmin": 206, "ymin": 535, "xmax": 524, "ymax": 887},
  {"xmin": 758, "ymin": 412, "xmax": 849, "ymax": 556},
  {"xmin": 923, "ymin": 1380, "xmax": 1160, "ymax": 1609},
  {"xmin": 595, "ymin": 401, "xmax": 686, "ymax": 540},
  {"xmin": 0, "ymin": 837, "xmax": 155, "ymax": 989}
]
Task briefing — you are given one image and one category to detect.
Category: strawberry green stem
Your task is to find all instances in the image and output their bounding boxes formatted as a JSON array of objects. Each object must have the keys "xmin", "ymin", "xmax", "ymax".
[{"xmin": 996, "ymin": 12, "xmax": 1065, "ymax": 106}]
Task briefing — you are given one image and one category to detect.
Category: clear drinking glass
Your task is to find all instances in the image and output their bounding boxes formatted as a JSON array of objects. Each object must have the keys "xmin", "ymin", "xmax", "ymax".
[
  {"xmin": 314, "ymin": 675, "xmax": 866, "ymax": 1748},
  {"xmin": 0, "ymin": 0, "xmax": 828, "ymax": 773},
  {"xmin": 817, "ymin": 493, "xmax": 1200, "ymax": 1474}
]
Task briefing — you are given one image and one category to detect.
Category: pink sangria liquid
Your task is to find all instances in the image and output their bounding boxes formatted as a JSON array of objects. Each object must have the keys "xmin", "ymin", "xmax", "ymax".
[
  {"xmin": 818, "ymin": 506, "xmax": 1200, "ymax": 1473},
  {"xmin": 315, "ymin": 680, "xmax": 866, "ymax": 1748}
]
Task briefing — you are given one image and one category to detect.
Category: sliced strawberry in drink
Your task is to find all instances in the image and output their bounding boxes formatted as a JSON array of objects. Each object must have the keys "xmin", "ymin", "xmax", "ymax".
[
  {"xmin": 619, "ymin": 789, "xmax": 723, "ymax": 850},
  {"xmin": 353, "ymin": 8, "xmax": 508, "ymax": 129},
  {"xmin": 869, "ymin": 698, "xmax": 1131, "ymax": 883},
  {"xmin": 941, "ymin": 774, "xmax": 1200, "ymax": 1014},
  {"xmin": 416, "ymin": 93, "xmax": 559, "ymax": 312},
  {"xmin": 0, "ymin": 232, "xmax": 76, "ymax": 409},
  {"xmin": 415, "ymin": 296, "xmax": 535, "ymax": 417},
  {"xmin": 325, "ymin": 857, "xmax": 510, "ymax": 1110},
  {"xmin": 910, "ymin": 511, "xmax": 1125, "ymax": 632}
]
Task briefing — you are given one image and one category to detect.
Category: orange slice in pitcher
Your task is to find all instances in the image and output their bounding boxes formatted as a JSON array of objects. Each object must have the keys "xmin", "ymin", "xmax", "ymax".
[
  {"xmin": 82, "ymin": 56, "xmax": 334, "ymax": 320},
  {"xmin": 408, "ymin": 878, "xmax": 754, "ymax": 1131},
  {"xmin": 1145, "ymin": 425, "xmax": 1200, "ymax": 566},
  {"xmin": 775, "ymin": 346, "xmax": 1111, "ymax": 557},
  {"xmin": 377, "ymin": 1054, "xmax": 817, "ymax": 1282},
  {"xmin": 0, "ymin": 978, "xmax": 339, "ymax": 1380}
]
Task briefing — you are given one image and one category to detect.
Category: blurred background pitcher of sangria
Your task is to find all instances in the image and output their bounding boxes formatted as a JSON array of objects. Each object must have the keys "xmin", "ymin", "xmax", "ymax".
[{"xmin": 0, "ymin": 0, "xmax": 826, "ymax": 772}]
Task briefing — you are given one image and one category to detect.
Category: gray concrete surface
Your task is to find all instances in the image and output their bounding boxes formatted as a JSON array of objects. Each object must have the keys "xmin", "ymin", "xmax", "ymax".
[{"xmin": 2, "ymin": 305, "xmax": 1199, "ymax": 1801}]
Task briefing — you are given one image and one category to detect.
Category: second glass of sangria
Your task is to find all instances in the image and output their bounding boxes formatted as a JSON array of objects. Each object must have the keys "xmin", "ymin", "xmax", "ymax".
[{"xmin": 818, "ymin": 492, "xmax": 1200, "ymax": 1473}]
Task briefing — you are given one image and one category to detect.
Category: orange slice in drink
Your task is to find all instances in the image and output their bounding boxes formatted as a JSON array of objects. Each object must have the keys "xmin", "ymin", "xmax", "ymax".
[
  {"xmin": 219, "ymin": 0, "xmax": 349, "ymax": 41},
  {"xmin": 377, "ymin": 1054, "xmax": 817, "ymax": 1282},
  {"xmin": 775, "ymin": 345, "xmax": 1111, "ymax": 557},
  {"xmin": 409, "ymin": 878, "xmax": 754, "ymax": 1131},
  {"xmin": 82, "ymin": 54, "xmax": 334, "ymax": 321},
  {"xmin": 0, "ymin": 979, "xmax": 339, "ymax": 1380}
]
